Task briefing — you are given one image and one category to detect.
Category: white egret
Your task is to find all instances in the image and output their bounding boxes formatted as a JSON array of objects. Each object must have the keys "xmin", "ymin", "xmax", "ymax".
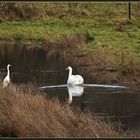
[
  {"xmin": 65, "ymin": 66, "xmax": 84, "ymax": 86},
  {"xmin": 3, "ymin": 64, "xmax": 12, "ymax": 88}
]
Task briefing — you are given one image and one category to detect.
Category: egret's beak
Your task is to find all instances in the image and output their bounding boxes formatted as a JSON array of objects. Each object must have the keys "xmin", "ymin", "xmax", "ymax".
[{"xmin": 65, "ymin": 67, "xmax": 68, "ymax": 70}]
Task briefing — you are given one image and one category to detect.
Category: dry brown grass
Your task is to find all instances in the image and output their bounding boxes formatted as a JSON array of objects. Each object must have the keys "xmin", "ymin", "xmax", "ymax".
[
  {"xmin": 112, "ymin": 18, "xmax": 134, "ymax": 26},
  {"xmin": 0, "ymin": 3, "xmax": 90, "ymax": 21},
  {"xmin": 0, "ymin": 3, "xmax": 46, "ymax": 21},
  {"xmin": 0, "ymin": 79, "xmax": 126, "ymax": 137}
]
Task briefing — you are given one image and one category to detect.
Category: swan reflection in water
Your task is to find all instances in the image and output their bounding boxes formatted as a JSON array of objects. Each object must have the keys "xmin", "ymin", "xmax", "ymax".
[{"xmin": 67, "ymin": 85, "xmax": 84, "ymax": 104}]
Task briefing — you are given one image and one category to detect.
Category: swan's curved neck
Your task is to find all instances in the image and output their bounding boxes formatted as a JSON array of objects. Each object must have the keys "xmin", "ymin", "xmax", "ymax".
[
  {"xmin": 7, "ymin": 66, "xmax": 10, "ymax": 77},
  {"xmin": 68, "ymin": 68, "xmax": 72, "ymax": 78}
]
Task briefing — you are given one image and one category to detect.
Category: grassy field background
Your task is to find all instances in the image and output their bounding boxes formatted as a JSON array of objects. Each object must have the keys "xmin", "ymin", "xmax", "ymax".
[{"xmin": 0, "ymin": 3, "xmax": 140, "ymax": 51}]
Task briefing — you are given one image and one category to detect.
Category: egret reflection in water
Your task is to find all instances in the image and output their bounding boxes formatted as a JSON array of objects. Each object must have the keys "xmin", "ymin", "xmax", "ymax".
[{"xmin": 67, "ymin": 85, "xmax": 84, "ymax": 104}]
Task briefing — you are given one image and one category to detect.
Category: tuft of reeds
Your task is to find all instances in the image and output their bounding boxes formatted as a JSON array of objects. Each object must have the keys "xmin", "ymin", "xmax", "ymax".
[{"xmin": 0, "ymin": 79, "xmax": 126, "ymax": 137}]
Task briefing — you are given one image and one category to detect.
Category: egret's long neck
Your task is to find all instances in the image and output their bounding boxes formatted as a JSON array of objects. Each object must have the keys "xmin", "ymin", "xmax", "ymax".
[
  {"xmin": 7, "ymin": 66, "xmax": 10, "ymax": 77},
  {"xmin": 68, "ymin": 68, "xmax": 72, "ymax": 78}
]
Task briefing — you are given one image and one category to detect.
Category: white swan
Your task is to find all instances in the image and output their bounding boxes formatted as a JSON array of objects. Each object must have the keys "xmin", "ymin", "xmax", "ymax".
[
  {"xmin": 67, "ymin": 85, "xmax": 84, "ymax": 104},
  {"xmin": 3, "ymin": 64, "xmax": 12, "ymax": 88},
  {"xmin": 65, "ymin": 66, "xmax": 84, "ymax": 86}
]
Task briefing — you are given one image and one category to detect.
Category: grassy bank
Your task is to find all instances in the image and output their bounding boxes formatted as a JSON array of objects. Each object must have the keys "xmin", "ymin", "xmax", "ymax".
[{"xmin": 0, "ymin": 79, "xmax": 127, "ymax": 137}]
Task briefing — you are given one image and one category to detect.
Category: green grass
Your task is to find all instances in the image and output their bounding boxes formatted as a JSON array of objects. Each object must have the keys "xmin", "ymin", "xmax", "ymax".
[
  {"xmin": 0, "ymin": 3, "xmax": 140, "ymax": 53},
  {"xmin": 0, "ymin": 18, "xmax": 80, "ymax": 43}
]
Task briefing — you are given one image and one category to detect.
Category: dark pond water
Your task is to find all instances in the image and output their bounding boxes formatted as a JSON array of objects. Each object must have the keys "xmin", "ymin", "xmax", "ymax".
[
  {"xmin": 39, "ymin": 84, "xmax": 140, "ymax": 132},
  {"xmin": 0, "ymin": 44, "xmax": 140, "ymax": 133}
]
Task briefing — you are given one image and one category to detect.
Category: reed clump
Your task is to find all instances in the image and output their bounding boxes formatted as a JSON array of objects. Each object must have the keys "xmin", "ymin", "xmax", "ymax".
[{"xmin": 0, "ymin": 79, "xmax": 125, "ymax": 137}]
